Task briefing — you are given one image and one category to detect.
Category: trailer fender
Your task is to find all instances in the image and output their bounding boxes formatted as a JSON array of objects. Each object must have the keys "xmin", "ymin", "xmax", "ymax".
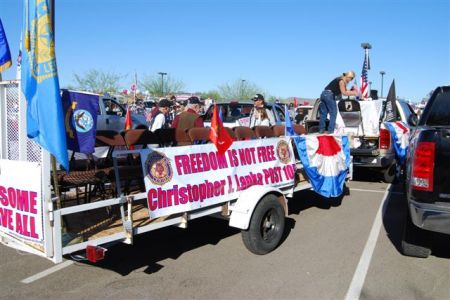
[{"xmin": 229, "ymin": 185, "xmax": 287, "ymax": 230}]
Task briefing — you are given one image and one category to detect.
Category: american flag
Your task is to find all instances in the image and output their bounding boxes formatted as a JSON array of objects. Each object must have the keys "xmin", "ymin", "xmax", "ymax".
[{"xmin": 360, "ymin": 49, "xmax": 370, "ymax": 99}]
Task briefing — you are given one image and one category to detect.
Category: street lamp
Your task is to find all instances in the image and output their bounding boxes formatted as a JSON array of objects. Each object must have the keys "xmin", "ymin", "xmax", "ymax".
[
  {"xmin": 158, "ymin": 72, "xmax": 167, "ymax": 96},
  {"xmin": 240, "ymin": 79, "xmax": 246, "ymax": 99},
  {"xmin": 380, "ymin": 71, "xmax": 385, "ymax": 98}
]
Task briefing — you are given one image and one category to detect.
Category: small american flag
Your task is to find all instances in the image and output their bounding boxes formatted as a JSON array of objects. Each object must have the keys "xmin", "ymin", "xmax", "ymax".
[{"xmin": 360, "ymin": 49, "xmax": 370, "ymax": 99}]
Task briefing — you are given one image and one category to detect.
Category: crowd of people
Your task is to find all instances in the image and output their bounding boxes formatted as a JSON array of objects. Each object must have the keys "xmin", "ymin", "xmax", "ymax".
[{"xmin": 125, "ymin": 69, "xmax": 363, "ymax": 134}]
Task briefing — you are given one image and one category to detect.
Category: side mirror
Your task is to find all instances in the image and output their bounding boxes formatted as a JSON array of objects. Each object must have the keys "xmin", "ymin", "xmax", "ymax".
[{"xmin": 408, "ymin": 114, "xmax": 418, "ymax": 126}]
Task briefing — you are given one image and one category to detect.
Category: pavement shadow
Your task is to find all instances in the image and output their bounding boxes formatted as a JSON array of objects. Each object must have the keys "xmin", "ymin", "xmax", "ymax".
[
  {"xmin": 352, "ymin": 167, "xmax": 385, "ymax": 183},
  {"xmin": 382, "ymin": 183, "xmax": 450, "ymax": 259},
  {"xmin": 288, "ymin": 189, "xmax": 344, "ymax": 216},
  {"xmin": 72, "ymin": 216, "xmax": 240, "ymax": 276}
]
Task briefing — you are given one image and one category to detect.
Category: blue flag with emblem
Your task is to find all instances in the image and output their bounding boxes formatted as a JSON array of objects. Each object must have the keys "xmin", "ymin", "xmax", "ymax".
[
  {"xmin": 62, "ymin": 91, "xmax": 99, "ymax": 154},
  {"xmin": 285, "ymin": 105, "xmax": 296, "ymax": 136},
  {"xmin": 0, "ymin": 18, "xmax": 12, "ymax": 73},
  {"xmin": 21, "ymin": 0, "xmax": 69, "ymax": 170}
]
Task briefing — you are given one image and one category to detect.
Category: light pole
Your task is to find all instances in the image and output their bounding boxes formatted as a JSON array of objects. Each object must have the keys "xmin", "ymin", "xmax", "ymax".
[
  {"xmin": 380, "ymin": 71, "xmax": 385, "ymax": 98},
  {"xmin": 240, "ymin": 79, "xmax": 246, "ymax": 99},
  {"xmin": 158, "ymin": 72, "xmax": 167, "ymax": 96},
  {"xmin": 369, "ymin": 81, "xmax": 372, "ymax": 97}
]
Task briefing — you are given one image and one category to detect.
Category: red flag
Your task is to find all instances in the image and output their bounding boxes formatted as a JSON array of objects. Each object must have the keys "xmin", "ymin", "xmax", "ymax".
[
  {"xmin": 209, "ymin": 104, "xmax": 233, "ymax": 155},
  {"xmin": 124, "ymin": 105, "xmax": 134, "ymax": 149},
  {"xmin": 293, "ymin": 97, "xmax": 297, "ymax": 107}
]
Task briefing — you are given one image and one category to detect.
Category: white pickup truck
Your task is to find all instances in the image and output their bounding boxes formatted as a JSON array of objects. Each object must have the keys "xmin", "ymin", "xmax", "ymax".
[{"xmin": 305, "ymin": 97, "xmax": 417, "ymax": 182}]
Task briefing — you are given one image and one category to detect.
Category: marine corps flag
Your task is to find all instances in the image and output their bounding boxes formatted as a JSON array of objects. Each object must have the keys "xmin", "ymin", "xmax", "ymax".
[
  {"xmin": 384, "ymin": 80, "xmax": 397, "ymax": 122},
  {"xmin": 124, "ymin": 105, "xmax": 134, "ymax": 149},
  {"xmin": 62, "ymin": 91, "xmax": 99, "ymax": 154},
  {"xmin": 209, "ymin": 104, "xmax": 233, "ymax": 155}
]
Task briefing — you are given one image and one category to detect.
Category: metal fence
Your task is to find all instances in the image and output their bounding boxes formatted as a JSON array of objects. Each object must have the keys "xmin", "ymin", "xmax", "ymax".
[{"xmin": 0, "ymin": 80, "xmax": 42, "ymax": 163}]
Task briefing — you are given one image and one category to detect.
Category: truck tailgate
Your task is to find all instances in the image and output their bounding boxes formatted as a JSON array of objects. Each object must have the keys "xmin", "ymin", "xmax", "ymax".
[{"xmin": 436, "ymin": 128, "xmax": 450, "ymax": 201}]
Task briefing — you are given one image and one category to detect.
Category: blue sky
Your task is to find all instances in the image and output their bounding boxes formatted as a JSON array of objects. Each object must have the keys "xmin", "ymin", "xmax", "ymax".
[{"xmin": 1, "ymin": 0, "xmax": 449, "ymax": 102}]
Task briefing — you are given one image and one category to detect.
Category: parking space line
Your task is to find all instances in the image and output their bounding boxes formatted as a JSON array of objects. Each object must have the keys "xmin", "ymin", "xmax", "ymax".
[
  {"xmin": 344, "ymin": 185, "xmax": 391, "ymax": 300},
  {"xmin": 350, "ymin": 188, "xmax": 402, "ymax": 195},
  {"xmin": 21, "ymin": 260, "xmax": 74, "ymax": 284}
]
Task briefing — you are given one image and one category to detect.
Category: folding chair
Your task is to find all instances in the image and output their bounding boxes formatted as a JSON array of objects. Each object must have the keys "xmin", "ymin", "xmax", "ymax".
[
  {"xmin": 254, "ymin": 125, "xmax": 275, "ymax": 138},
  {"xmin": 233, "ymin": 126, "xmax": 256, "ymax": 140},
  {"xmin": 187, "ymin": 127, "xmax": 211, "ymax": 144}
]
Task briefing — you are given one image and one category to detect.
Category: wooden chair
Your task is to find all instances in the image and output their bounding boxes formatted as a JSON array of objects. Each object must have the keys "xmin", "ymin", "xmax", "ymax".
[
  {"xmin": 224, "ymin": 127, "xmax": 236, "ymax": 140},
  {"xmin": 254, "ymin": 126, "xmax": 275, "ymax": 138},
  {"xmin": 293, "ymin": 124, "xmax": 306, "ymax": 135},
  {"xmin": 175, "ymin": 127, "xmax": 192, "ymax": 146},
  {"xmin": 233, "ymin": 126, "xmax": 256, "ymax": 140},
  {"xmin": 123, "ymin": 129, "xmax": 160, "ymax": 149},
  {"xmin": 271, "ymin": 125, "xmax": 285, "ymax": 137},
  {"xmin": 154, "ymin": 128, "xmax": 176, "ymax": 147},
  {"xmin": 187, "ymin": 127, "xmax": 211, "ymax": 144}
]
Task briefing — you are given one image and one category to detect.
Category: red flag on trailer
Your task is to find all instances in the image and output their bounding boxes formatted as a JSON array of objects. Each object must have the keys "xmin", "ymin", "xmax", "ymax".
[
  {"xmin": 124, "ymin": 105, "xmax": 134, "ymax": 149},
  {"xmin": 209, "ymin": 104, "xmax": 233, "ymax": 155}
]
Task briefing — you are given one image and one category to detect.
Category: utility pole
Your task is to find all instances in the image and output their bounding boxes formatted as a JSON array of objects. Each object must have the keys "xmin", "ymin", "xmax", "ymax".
[
  {"xmin": 380, "ymin": 71, "xmax": 386, "ymax": 98},
  {"xmin": 158, "ymin": 72, "xmax": 167, "ymax": 97}
]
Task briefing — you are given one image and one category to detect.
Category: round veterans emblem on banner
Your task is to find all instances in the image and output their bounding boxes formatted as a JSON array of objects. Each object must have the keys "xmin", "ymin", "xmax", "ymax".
[
  {"xmin": 276, "ymin": 140, "xmax": 291, "ymax": 164},
  {"xmin": 72, "ymin": 109, "xmax": 94, "ymax": 133},
  {"xmin": 146, "ymin": 151, "xmax": 173, "ymax": 185}
]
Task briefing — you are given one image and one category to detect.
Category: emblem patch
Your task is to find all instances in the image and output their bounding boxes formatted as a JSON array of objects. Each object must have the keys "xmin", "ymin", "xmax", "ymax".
[
  {"xmin": 72, "ymin": 109, "xmax": 94, "ymax": 133},
  {"xmin": 276, "ymin": 140, "xmax": 292, "ymax": 164},
  {"xmin": 145, "ymin": 151, "xmax": 173, "ymax": 185}
]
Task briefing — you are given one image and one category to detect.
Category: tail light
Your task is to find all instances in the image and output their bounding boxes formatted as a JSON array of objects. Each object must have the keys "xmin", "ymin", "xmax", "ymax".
[
  {"xmin": 411, "ymin": 141, "xmax": 435, "ymax": 191},
  {"xmin": 379, "ymin": 128, "xmax": 390, "ymax": 149},
  {"xmin": 86, "ymin": 245, "xmax": 107, "ymax": 263}
]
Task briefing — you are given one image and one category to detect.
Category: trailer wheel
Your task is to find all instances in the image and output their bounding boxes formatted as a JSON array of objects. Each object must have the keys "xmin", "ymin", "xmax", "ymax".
[{"xmin": 241, "ymin": 195, "xmax": 285, "ymax": 255}]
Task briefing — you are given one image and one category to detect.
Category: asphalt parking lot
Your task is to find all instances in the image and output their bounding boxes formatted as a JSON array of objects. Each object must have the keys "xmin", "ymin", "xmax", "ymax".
[{"xmin": 1, "ymin": 171, "xmax": 449, "ymax": 299}]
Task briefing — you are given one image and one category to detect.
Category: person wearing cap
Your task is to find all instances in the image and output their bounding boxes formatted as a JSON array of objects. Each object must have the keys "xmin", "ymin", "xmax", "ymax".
[
  {"xmin": 171, "ymin": 96, "xmax": 204, "ymax": 130},
  {"xmin": 149, "ymin": 98, "xmax": 173, "ymax": 132},
  {"xmin": 249, "ymin": 94, "xmax": 275, "ymax": 127},
  {"xmin": 319, "ymin": 71, "xmax": 359, "ymax": 134}
]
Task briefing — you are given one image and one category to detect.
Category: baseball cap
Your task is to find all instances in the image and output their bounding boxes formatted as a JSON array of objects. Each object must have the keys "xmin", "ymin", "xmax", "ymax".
[
  {"xmin": 252, "ymin": 94, "xmax": 264, "ymax": 101},
  {"xmin": 188, "ymin": 96, "xmax": 203, "ymax": 105},
  {"xmin": 158, "ymin": 99, "xmax": 172, "ymax": 108}
]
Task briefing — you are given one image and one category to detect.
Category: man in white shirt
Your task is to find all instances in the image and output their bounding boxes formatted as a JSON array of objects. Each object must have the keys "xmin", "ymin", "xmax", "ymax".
[{"xmin": 149, "ymin": 98, "xmax": 173, "ymax": 132}]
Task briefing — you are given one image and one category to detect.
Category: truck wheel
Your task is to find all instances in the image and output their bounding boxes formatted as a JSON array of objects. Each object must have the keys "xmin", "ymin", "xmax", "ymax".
[
  {"xmin": 241, "ymin": 195, "xmax": 285, "ymax": 255},
  {"xmin": 401, "ymin": 209, "xmax": 431, "ymax": 258},
  {"xmin": 382, "ymin": 164, "xmax": 396, "ymax": 183}
]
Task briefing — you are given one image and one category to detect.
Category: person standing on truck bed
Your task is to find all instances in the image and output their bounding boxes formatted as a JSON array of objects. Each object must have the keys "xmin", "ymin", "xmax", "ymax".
[
  {"xmin": 249, "ymin": 94, "xmax": 275, "ymax": 127},
  {"xmin": 319, "ymin": 71, "xmax": 359, "ymax": 134},
  {"xmin": 171, "ymin": 96, "xmax": 204, "ymax": 130}
]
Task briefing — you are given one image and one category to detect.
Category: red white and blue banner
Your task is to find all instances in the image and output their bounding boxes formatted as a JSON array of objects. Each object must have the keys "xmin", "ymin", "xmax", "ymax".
[
  {"xmin": 293, "ymin": 135, "xmax": 350, "ymax": 198},
  {"xmin": 140, "ymin": 138, "xmax": 296, "ymax": 219},
  {"xmin": 384, "ymin": 121, "xmax": 409, "ymax": 164}
]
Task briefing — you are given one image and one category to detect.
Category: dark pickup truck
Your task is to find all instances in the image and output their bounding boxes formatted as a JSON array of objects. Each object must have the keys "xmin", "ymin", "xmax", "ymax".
[{"xmin": 402, "ymin": 85, "xmax": 450, "ymax": 258}]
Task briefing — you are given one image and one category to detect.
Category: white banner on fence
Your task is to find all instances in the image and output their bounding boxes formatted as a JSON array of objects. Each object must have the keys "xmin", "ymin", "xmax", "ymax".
[
  {"xmin": 0, "ymin": 159, "xmax": 43, "ymax": 243},
  {"xmin": 141, "ymin": 138, "xmax": 296, "ymax": 219}
]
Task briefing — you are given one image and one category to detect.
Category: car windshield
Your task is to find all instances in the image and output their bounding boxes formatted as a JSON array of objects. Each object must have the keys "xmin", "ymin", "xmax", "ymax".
[{"xmin": 203, "ymin": 103, "xmax": 254, "ymax": 122}]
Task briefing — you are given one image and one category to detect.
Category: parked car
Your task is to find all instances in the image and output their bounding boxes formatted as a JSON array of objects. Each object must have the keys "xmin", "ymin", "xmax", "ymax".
[
  {"xmin": 305, "ymin": 97, "xmax": 417, "ymax": 182},
  {"xmin": 402, "ymin": 85, "xmax": 450, "ymax": 258},
  {"xmin": 63, "ymin": 90, "xmax": 148, "ymax": 133},
  {"xmin": 202, "ymin": 100, "xmax": 286, "ymax": 128}
]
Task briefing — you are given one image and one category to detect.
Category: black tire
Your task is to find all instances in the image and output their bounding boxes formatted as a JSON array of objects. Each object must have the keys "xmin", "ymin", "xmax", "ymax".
[
  {"xmin": 401, "ymin": 207, "xmax": 432, "ymax": 258},
  {"xmin": 382, "ymin": 164, "xmax": 396, "ymax": 183},
  {"xmin": 241, "ymin": 195, "xmax": 285, "ymax": 255}
]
